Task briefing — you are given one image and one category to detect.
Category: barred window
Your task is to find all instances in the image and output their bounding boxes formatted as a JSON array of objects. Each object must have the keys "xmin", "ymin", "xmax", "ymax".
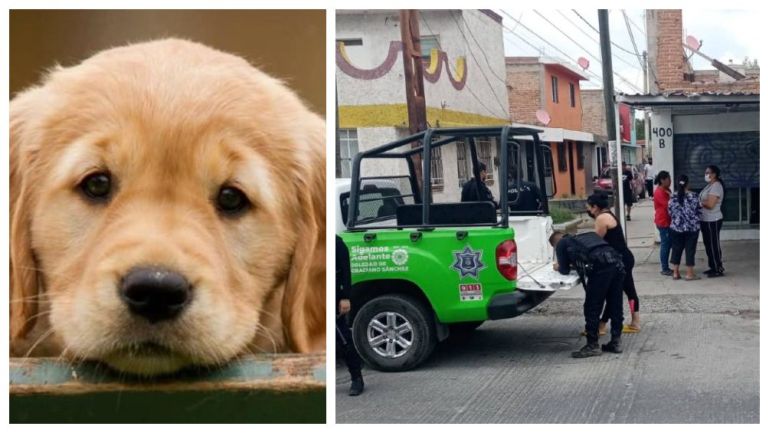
[
  {"xmin": 430, "ymin": 146, "xmax": 444, "ymax": 188},
  {"xmin": 476, "ymin": 137, "xmax": 494, "ymax": 185},
  {"xmin": 338, "ymin": 129, "xmax": 359, "ymax": 178},
  {"xmin": 457, "ymin": 140, "xmax": 469, "ymax": 187}
]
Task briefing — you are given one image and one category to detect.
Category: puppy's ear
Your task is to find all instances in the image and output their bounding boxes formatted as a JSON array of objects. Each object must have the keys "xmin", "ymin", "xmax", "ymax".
[
  {"xmin": 10, "ymin": 93, "xmax": 42, "ymax": 344},
  {"xmin": 282, "ymin": 116, "xmax": 326, "ymax": 353}
]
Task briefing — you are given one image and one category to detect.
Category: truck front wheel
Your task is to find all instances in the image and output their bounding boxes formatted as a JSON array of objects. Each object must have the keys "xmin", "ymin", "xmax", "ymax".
[{"xmin": 352, "ymin": 294, "xmax": 437, "ymax": 372}]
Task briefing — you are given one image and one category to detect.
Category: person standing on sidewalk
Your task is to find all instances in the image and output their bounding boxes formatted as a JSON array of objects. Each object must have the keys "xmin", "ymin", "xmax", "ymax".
[
  {"xmin": 668, "ymin": 175, "xmax": 702, "ymax": 281},
  {"xmin": 644, "ymin": 158, "xmax": 655, "ymax": 199},
  {"xmin": 584, "ymin": 192, "xmax": 641, "ymax": 333},
  {"xmin": 700, "ymin": 165, "xmax": 725, "ymax": 277},
  {"xmin": 336, "ymin": 235, "xmax": 364, "ymax": 396},
  {"xmin": 653, "ymin": 171, "xmax": 673, "ymax": 276},
  {"xmin": 622, "ymin": 163, "xmax": 635, "ymax": 220}
]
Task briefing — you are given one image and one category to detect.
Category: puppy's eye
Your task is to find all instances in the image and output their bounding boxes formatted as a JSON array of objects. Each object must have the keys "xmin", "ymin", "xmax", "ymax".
[
  {"xmin": 79, "ymin": 172, "xmax": 112, "ymax": 201},
  {"xmin": 216, "ymin": 186, "xmax": 250, "ymax": 215}
]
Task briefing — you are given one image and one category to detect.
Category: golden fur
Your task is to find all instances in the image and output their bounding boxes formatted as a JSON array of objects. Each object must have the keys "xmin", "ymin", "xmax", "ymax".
[{"xmin": 10, "ymin": 39, "xmax": 326, "ymax": 375}]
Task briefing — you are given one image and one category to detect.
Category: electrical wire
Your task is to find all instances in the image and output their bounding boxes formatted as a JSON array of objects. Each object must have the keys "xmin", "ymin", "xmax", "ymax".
[
  {"xmin": 501, "ymin": 24, "xmax": 603, "ymax": 88},
  {"xmin": 421, "ymin": 12, "xmax": 509, "ymax": 120},
  {"xmin": 447, "ymin": 11, "xmax": 511, "ymax": 116},
  {"xmin": 554, "ymin": 9, "xmax": 642, "ymax": 71},
  {"xmin": 533, "ymin": 10, "xmax": 643, "ymax": 77},
  {"xmin": 621, "ymin": 10, "xmax": 644, "ymax": 70},
  {"xmin": 625, "ymin": 10, "xmax": 646, "ymax": 37},
  {"xmin": 500, "ymin": 10, "xmax": 642, "ymax": 93},
  {"xmin": 572, "ymin": 9, "xmax": 639, "ymax": 57}
]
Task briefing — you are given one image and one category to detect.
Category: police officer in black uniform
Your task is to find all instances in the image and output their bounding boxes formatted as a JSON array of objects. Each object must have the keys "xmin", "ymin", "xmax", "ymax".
[
  {"xmin": 336, "ymin": 235, "xmax": 364, "ymax": 395},
  {"xmin": 549, "ymin": 231, "xmax": 625, "ymax": 357},
  {"xmin": 461, "ymin": 162, "xmax": 497, "ymax": 208}
]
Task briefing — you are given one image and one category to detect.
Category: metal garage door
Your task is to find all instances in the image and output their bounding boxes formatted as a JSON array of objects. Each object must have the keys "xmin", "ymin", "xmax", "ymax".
[{"xmin": 673, "ymin": 131, "xmax": 759, "ymax": 223}]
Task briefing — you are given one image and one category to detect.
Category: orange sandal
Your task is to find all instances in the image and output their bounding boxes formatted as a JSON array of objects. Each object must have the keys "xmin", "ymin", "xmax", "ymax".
[{"xmin": 622, "ymin": 324, "xmax": 641, "ymax": 333}]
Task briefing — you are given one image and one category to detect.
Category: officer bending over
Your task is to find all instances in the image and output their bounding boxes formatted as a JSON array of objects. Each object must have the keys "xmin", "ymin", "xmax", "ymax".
[{"xmin": 550, "ymin": 231, "xmax": 625, "ymax": 358}]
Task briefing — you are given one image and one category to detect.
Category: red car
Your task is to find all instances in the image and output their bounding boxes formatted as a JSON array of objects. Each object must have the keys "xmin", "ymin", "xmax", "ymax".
[{"xmin": 593, "ymin": 166, "xmax": 646, "ymax": 200}]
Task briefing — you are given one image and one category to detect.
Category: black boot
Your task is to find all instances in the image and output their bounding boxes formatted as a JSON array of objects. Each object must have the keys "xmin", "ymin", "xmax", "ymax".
[
  {"xmin": 349, "ymin": 374, "xmax": 364, "ymax": 396},
  {"xmin": 601, "ymin": 338, "xmax": 622, "ymax": 353},
  {"xmin": 571, "ymin": 342, "xmax": 602, "ymax": 358}
]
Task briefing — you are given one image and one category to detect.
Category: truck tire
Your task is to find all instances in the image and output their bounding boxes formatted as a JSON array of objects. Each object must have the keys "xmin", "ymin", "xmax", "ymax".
[{"xmin": 352, "ymin": 294, "xmax": 437, "ymax": 372}]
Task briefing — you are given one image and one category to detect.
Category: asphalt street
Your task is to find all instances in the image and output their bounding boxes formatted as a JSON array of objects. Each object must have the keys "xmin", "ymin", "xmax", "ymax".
[{"xmin": 336, "ymin": 200, "xmax": 760, "ymax": 423}]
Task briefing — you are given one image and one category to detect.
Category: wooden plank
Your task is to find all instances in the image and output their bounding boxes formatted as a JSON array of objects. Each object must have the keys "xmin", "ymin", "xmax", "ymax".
[{"xmin": 10, "ymin": 354, "xmax": 326, "ymax": 423}]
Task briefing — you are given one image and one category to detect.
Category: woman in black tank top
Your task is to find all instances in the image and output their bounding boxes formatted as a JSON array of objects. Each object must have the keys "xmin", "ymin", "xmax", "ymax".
[{"xmin": 586, "ymin": 193, "xmax": 640, "ymax": 333}]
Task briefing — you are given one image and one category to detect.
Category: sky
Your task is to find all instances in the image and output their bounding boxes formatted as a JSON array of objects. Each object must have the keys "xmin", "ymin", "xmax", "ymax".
[{"xmin": 498, "ymin": 9, "xmax": 761, "ymax": 94}]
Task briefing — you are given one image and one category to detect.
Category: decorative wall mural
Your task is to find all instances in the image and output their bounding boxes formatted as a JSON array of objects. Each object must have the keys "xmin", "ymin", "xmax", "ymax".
[{"xmin": 336, "ymin": 41, "xmax": 467, "ymax": 90}]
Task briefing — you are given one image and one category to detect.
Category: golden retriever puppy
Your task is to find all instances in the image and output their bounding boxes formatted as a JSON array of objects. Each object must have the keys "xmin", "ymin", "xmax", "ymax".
[{"xmin": 10, "ymin": 39, "xmax": 326, "ymax": 376}]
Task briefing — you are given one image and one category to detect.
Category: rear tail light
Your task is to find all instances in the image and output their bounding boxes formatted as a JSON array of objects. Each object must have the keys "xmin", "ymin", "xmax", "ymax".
[{"xmin": 496, "ymin": 240, "xmax": 518, "ymax": 281}]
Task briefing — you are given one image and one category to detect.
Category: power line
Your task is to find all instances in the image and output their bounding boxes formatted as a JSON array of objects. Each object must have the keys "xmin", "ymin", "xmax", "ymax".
[
  {"xmin": 625, "ymin": 11, "xmax": 646, "ymax": 37},
  {"xmin": 421, "ymin": 12, "xmax": 508, "ymax": 120},
  {"xmin": 572, "ymin": 9, "xmax": 638, "ymax": 57},
  {"xmin": 500, "ymin": 21, "xmax": 603, "ymax": 88},
  {"xmin": 500, "ymin": 9, "xmax": 642, "ymax": 92},
  {"xmin": 554, "ymin": 9, "xmax": 642, "ymax": 71},
  {"xmin": 501, "ymin": 20, "xmax": 603, "ymax": 87},
  {"xmin": 533, "ymin": 9, "xmax": 643, "ymax": 76},
  {"xmin": 458, "ymin": 12, "xmax": 508, "ymax": 84},
  {"xmin": 447, "ymin": 11, "xmax": 511, "ymax": 117},
  {"xmin": 621, "ymin": 10, "xmax": 644, "ymax": 70}
]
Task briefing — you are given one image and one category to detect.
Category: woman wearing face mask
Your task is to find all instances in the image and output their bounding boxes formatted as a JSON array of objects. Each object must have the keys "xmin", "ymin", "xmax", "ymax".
[
  {"xmin": 584, "ymin": 192, "xmax": 640, "ymax": 334},
  {"xmin": 653, "ymin": 171, "xmax": 673, "ymax": 276},
  {"xmin": 700, "ymin": 165, "xmax": 725, "ymax": 277},
  {"xmin": 668, "ymin": 174, "xmax": 702, "ymax": 281}
]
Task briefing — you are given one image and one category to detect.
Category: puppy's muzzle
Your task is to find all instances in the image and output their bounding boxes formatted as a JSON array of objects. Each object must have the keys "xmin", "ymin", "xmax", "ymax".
[{"xmin": 119, "ymin": 266, "xmax": 192, "ymax": 323}]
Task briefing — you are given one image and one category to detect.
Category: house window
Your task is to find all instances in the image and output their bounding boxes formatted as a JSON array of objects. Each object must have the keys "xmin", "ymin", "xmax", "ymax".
[
  {"xmin": 457, "ymin": 141, "xmax": 469, "ymax": 187},
  {"xmin": 476, "ymin": 137, "xmax": 494, "ymax": 185},
  {"xmin": 556, "ymin": 142, "xmax": 567, "ymax": 172},
  {"xmin": 543, "ymin": 148, "xmax": 553, "ymax": 177},
  {"xmin": 551, "ymin": 76, "xmax": 559, "ymax": 103},
  {"xmin": 420, "ymin": 35, "xmax": 440, "ymax": 62},
  {"xmin": 430, "ymin": 146, "xmax": 444, "ymax": 188},
  {"xmin": 569, "ymin": 83, "xmax": 576, "ymax": 107},
  {"xmin": 338, "ymin": 129, "xmax": 359, "ymax": 178},
  {"xmin": 576, "ymin": 142, "xmax": 584, "ymax": 169},
  {"xmin": 457, "ymin": 138, "xmax": 495, "ymax": 187},
  {"xmin": 337, "ymin": 38, "xmax": 363, "ymax": 47}
]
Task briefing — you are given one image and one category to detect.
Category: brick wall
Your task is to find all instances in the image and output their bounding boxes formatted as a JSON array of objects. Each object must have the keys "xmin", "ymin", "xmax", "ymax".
[
  {"xmin": 581, "ymin": 89, "xmax": 606, "ymax": 137},
  {"xmin": 648, "ymin": 9, "xmax": 760, "ymax": 94},
  {"xmin": 505, "ymin": 61, "xmax": 541, "ymax": 124}
]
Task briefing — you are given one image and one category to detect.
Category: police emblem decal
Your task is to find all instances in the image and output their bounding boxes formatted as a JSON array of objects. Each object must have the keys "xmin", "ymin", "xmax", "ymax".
[{"xmin": 451, "ymin": 246, "xmax": 486, "ymax": 278}]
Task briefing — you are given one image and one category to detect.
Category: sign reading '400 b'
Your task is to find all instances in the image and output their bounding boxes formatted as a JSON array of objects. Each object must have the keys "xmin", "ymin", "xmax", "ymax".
[{"xmin": 350, "ymin": 245, "xmax": 410, "ymax": 274}]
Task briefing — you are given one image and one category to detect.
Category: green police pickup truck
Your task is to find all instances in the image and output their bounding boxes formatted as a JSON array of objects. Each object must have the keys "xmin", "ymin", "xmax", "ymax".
[{"xmin": 338, "ymin": 127, "xmax": 579, "ymax": 371}]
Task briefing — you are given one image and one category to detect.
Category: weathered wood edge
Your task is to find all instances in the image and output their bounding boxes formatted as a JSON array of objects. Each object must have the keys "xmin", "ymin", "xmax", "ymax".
[{"xmin": 10, "ymin": 353, "xmax": 326, "ymax": 395}]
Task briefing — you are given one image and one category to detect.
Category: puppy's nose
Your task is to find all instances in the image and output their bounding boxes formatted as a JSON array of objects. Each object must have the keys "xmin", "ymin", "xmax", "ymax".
[{"xmin": 120, "ymin": 266, "xmax": 191, "ymax": 323}]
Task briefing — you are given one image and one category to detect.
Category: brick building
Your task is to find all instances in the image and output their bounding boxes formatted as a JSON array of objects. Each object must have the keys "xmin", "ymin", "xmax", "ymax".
[
  {"xmin": 505, "ymin": 57, "xmax": 597, "ymax": 199},
  {"xmin": 618, "ymin": 9, "xmax": 759, "ymax": 236}
]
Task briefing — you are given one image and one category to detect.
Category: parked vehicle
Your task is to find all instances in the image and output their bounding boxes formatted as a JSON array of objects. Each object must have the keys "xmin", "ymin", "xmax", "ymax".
[
  {"xmin": 593, "ymin": 165, "xmax": 645, "ymax": 201},
  {"xmin": 338, "ymin": 127, "xmax": 580, "ymax": 371}
]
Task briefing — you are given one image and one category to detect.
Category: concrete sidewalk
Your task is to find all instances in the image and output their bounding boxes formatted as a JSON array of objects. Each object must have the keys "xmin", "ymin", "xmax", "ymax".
[{"xmin": 559, "ymin": 197, "xmax": 759, "ymax": 300}]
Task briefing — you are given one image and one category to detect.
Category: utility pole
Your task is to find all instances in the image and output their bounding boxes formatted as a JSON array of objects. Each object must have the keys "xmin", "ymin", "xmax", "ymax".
[
  {"xmin": 598, "ymin": 9, "xmax": 625, "ymax": 236},
  {"xmin": 643, "ymin": 51, "xmax": 650, "ymax": 161},
  {"xmin": 335, "ymin": 82, "xmax": 341, "ymax": 178},
  {"xmin": 400, "ymin": 9, "xmax": 427, "ymax": 190}
]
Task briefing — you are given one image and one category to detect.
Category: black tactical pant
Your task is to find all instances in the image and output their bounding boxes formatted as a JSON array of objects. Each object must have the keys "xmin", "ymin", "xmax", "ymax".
[
  {"xmin": 336, "ymin": 314, "xmax": 362, "ymax": 377},
  {"xmin": 584, "ymin": 261, "xmax": 625, "ymax": 344}
]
